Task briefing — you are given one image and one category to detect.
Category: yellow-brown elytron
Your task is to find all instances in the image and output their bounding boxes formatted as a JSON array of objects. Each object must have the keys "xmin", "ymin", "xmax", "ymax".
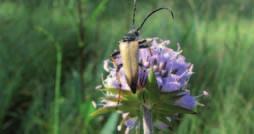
[{"xmin": 119, "ymin": 40, "xmax": 139, "ymax": 93}]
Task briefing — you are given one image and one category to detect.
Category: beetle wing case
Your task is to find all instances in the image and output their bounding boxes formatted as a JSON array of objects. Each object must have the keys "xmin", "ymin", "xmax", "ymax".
[{"xmin": 119, "ymin": 40, "xmax": 139, "ymax": 93}]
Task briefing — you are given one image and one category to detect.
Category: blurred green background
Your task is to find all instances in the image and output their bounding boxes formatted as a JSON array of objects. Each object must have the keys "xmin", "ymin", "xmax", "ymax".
[{"xmin": 0, "ymin": 0, "xmax": 253, "ymax": 133}]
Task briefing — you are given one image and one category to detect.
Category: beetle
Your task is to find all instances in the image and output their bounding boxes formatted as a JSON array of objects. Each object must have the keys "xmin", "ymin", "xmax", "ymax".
[{"xmin": 111, "ymin": 0, "xmax": 174, "ymax": 94}]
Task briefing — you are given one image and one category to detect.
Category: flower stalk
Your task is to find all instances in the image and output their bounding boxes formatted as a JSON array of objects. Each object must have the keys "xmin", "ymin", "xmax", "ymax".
[{"xmin": 143, "ymin": 105, "xmax": 153, "ymax": 134}]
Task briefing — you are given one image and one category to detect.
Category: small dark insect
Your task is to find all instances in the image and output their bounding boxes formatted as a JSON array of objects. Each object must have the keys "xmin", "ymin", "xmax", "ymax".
[{"xmin": 112, "ymin": 0, "xmax": 174, "ymax": 94}]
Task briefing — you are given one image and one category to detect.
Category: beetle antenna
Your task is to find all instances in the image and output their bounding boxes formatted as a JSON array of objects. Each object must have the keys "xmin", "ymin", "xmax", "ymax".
[
  {"xmin": 137, "ymin": 7, "xmax": 174, "ymax": 31},
  {"xmin": 132, "ymin": 0, "xmax": 137, "ymax": 28}
]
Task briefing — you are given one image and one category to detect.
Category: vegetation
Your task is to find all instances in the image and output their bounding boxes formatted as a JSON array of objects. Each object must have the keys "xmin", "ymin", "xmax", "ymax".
[{"xmin": 0, "ymin": 0, "xmax": 253, "ymax": 133}]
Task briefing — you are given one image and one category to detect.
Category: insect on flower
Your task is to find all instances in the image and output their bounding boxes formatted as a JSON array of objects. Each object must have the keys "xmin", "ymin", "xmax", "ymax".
[
  {"xmin": 111, "ymin": 0, "xmax": 174, "ymax": 93},
  {"xmin": 93, "ymin": 2, "xmax": 207, "ymax": 132}
]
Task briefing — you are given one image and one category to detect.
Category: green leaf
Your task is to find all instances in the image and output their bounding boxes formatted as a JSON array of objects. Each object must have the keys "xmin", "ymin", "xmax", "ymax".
[
  {"xmin": 82, "ymin": 101, "xmax": 96, "ymax": 125},
  {"xmin": 160, "ymin": 90, "xmax": 185, "ymax": 97},
  {"xmin": 145, "ymin": 69, "xmax": 160, "ymax": 103},
  {"xmin": 160, "ymin": 90, "xmax": 186, "ymax": 102},
  {"xmin": 103, "ymin": 95, "xmax": 123, "ymax": 102},
  {"xmin": 90, "ymin": 107, "xmax": 116, "ymax": 118},
  {"xmin": 100, "ymin": 88, "xmax": 132, "ymax": 96},
  {"xmin": 100, "ymin": 112, "xmax": 119, "ymax": 134},
  {"xmin": 89, "ymin": 0, "xmax": 109, "ymax": 24},
  {"xmin": 146, "ymin": 69, "xmax": 159, "ymax": 90}
]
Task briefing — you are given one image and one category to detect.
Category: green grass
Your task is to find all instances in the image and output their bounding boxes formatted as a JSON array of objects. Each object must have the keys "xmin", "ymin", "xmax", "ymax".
[{"xmin": 0, "ymin": 0, "xmax": 253, "ymax": 134}]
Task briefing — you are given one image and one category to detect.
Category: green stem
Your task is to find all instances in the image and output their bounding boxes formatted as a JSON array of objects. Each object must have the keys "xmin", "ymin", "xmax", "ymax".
[
  {"xmin": 34, "ymin": 27, "xmax": 62, "ymax": 134},
  {"xmin": 77, "ymin": 0, "xmax": 85, "ymax": 100},
  {"xmin": 53, "ymin": 42, "xmax": 62, "ymax": 134}
]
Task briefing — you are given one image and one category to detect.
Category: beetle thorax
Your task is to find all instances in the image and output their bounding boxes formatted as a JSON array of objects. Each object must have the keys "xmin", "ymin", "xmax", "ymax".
[{"xmin": 122, "ymin": 29, "xmax": 139, "ymax": 42}]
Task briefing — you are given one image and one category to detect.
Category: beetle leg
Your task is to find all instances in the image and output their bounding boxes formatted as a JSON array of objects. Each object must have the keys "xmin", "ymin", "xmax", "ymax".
[
  {"xmin": 138, "ymin": 39, "xmax": 153, "ymax": 56},
  {"xmin": 111, "ymin": 57, "xmax": 123, "ymax": 109},
  {"xmin": 137, "ymin": 62, "xmax": 147, "ymax": 103},
  {"xmin": 114, "ymin": 70, "xmax": 122, "ymax": 109},
  {"xmin": 138, "ymin": 39, "xmax": 149, "ymax": 48},
  {"xmin": 138, "ymin": 39, "xmax": 147, "ymax": 44},
  {"xmin": 111, "ymin": 49, "xmax": 120, "ymax": 58},
  {"xmin": 138, "ymin": 39, "xmax": 153, "ymax": 51},
  {"xmin": 139, "ymin": 44, "xmax": 150, "ymax": 48},
  {"xmin": 116, "ymin": 71, "xmax": 122, "ymax": 109}
]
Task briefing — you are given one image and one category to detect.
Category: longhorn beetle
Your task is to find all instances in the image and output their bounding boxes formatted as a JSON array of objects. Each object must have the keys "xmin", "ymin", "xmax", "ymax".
[{"xmin": 111, "ymin": 0, "xmax": 174, "ymax": 94}]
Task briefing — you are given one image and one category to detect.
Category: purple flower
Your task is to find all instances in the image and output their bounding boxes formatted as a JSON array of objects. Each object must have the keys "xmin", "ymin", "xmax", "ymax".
[
  {"xmin": 98, "ymin": 38, "xmax": 200, "ymax": 132},
  {"xmin": 104, "ymin": 38, "xmax": 194, "ymax": 94}
]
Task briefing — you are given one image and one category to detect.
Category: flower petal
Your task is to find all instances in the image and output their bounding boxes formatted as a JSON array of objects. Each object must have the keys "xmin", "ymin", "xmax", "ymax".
[
  {"xmin": 125, "ymin": 117, "xmax": 137, "ymax": 129},
  {"xmin": 175, "ymin": 93, "xmax": 196, "ymax": 110}
]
